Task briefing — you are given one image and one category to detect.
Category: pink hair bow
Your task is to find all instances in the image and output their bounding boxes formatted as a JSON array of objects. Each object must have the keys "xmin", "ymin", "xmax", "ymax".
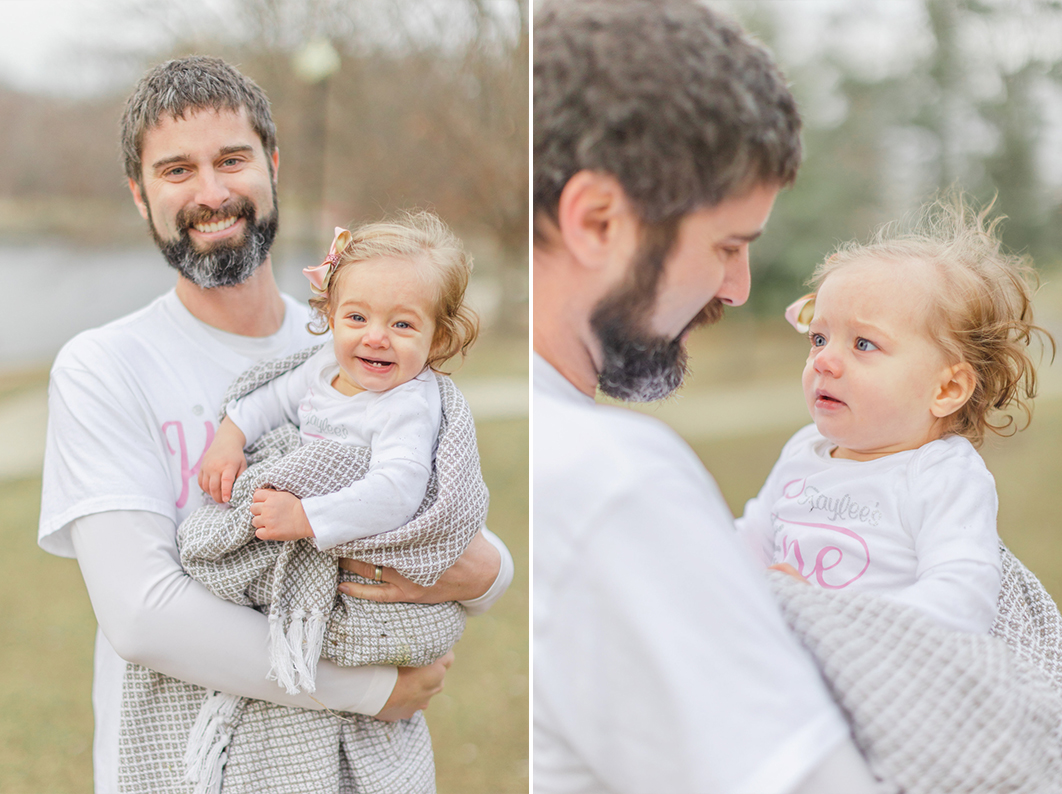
[
  {"xmin": 303, "ymin": 227, "xmax": 352, "ymax": 295},
  {"xmin": 784, "ymin": 293, "xmax": 816, "ymax": 333}
]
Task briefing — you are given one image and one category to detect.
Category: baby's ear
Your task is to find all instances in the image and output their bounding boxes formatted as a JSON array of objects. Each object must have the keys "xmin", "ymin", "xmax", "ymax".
[{"xmin": 931, "ymin": 361, "xmax": 977, "ymax": 419}]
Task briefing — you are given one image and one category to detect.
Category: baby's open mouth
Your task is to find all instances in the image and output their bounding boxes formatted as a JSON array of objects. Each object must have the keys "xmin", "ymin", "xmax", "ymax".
[{"xmin": 359, "ymin": 357, "xmax": 394, "ymax": 369}]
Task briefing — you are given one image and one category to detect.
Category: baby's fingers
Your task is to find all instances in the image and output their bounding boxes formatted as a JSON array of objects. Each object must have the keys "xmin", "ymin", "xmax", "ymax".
[{"xmin": 220, "ymin": 468, "xmax": 237, "ymax": 503}]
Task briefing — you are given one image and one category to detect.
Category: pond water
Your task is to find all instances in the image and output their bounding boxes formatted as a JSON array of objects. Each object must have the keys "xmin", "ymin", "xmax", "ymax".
[
  {"xmin": 0, "ymin": 243, "xmax": 321, "ymax": 370},
  {"xmin": 0, "ymin": 241, "xmax": 504, "ymax": 371}
]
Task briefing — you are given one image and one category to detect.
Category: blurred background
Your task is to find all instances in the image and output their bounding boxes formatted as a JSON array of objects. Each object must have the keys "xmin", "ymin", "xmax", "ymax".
[
  {"xmin": 628, "ymin": 0, "xmax": 1062, "ymax": 622},
  {"xmin": 0, "ymin": 0, "xmax": 527, "ymax": 791}
]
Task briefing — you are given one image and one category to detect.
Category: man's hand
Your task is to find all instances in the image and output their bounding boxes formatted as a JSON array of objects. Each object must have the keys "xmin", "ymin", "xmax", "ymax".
[
  {"xmin": 374, "ymin": 651, "xmax": 454, "ymax": 722},
  {"xmin": 338, "ymin": 530, "xmax": 500, "ymax": 603},
  {"xmin": 251, "ymin": 488, "xmax": 314, "ymax": 541},
  {"xmin": 198, "ymin": 417, "xmax": 247, "ymax": 503}
]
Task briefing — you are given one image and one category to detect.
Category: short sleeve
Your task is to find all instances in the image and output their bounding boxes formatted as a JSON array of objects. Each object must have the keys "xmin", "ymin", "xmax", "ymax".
[{"xmin": 40, "ymin": 358, "xmax": 176, "ymax": 556}]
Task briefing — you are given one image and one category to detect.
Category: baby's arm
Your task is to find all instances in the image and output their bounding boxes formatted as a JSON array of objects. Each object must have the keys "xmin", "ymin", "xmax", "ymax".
[
  {"xmin": 198, "ymin": 416, "xmax": 248, "ymax": 504},
  {"xmin": 886, "ymin": 443, "xmax": 1002, "ymax": 633},
  {"xmin": 885, "ymin": 559, "xmax": 1000, "ymax": 633},
  {"xmin": 300, "ymin": 383, "xmax": 439, "ymax": 549},
  {"xmin": 207, "ymin": 354, "xmax": 321, "ymax": 508}
]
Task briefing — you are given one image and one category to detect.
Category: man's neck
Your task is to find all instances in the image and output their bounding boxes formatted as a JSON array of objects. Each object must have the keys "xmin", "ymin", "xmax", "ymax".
[
  {"xmin": 533, "ymin": 248, "xmax": 602, "ymax": 399},
  {"xmin": 174, "ymin": 257, "xmax": 287, "ymax": 337}
]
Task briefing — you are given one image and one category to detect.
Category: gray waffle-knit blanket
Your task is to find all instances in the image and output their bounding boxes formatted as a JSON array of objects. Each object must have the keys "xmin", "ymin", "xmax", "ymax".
[
  {"xmin": 118, "ymin": 346, "xmax": 489, "ymax": 794},
  {"xmin": 770, "ymin": 542, "xmax": 1062, "ymax": 793}
]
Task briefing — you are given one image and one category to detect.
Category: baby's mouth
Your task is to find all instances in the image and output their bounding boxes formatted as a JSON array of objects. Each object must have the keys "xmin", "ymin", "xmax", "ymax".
[
  {"xmin": 358, "ymin": 357, "xmax": 394, "ymax": 369},
  {"xmin": 815, "ymin": 389, "xmax": 846, "ymax": 406}
]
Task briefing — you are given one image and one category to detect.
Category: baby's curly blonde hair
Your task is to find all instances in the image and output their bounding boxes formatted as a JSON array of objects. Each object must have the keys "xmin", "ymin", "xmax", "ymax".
[
  {"xmin": 810, "ymin": 193, "xmax": 1055, "ymax": 447},
  {"xmin": 309, "ymin": 210, "xmax": 479, "ymax": 372}
]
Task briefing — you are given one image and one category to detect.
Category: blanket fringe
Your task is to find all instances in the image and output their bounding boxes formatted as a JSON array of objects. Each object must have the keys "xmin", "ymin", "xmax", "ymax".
[
  {"xmin": 184, "ymin": 690, "xmax": 242, "ymax": 794},
  {"xmin": 268, "ymin": 608, "xmax": 328, "ymax": 694}
]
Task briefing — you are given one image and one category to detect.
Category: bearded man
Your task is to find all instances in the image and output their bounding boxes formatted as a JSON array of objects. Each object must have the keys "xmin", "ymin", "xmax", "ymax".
[
  {"xmin": 38, "ymin": 56, "xmax": 511, "ymax": 793},
  {"xmin": 532, "ymin": 2, "xmax": 879, "ymax": 792}
]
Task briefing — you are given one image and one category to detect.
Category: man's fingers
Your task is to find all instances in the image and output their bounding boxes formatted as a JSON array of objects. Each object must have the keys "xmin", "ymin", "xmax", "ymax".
[
  {"xmin": 338, "ymin": 558, "xmax": 375, "ymax": 578},
  {"xmin": 339, "ymin": 581, "xmax": 399, "ymax": 602}
]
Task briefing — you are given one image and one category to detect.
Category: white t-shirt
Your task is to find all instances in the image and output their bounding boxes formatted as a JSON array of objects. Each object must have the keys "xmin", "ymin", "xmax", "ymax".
[
  {"xmin": 226, "ymin": 345, "xmax": 443, "ymax": 550},
  {"xmin": 40, "ymin": 290, "xmax": 317, "ymax": 553},
  {"xmin": 533, "ymin": 355, "xmax": 850, "ymax": 794},
  {"xmin": 735, "ymin": 424, "xmax": 1002, "ymax": 634},
  {"xmin": 39, "ymin": 290, "xmax": 367, "ymax": 792}
]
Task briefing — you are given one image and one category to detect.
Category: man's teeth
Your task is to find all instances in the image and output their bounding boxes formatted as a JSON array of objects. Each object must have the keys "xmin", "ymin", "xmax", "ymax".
[{"xmin": 194, "ymin": 216, "xmax": 238, "ymax": 234}]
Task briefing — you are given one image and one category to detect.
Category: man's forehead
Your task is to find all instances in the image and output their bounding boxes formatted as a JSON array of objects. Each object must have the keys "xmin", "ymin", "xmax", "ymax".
[{"xmin": 140, "ymin": 105, "xmax": 264, "ymax": 161}]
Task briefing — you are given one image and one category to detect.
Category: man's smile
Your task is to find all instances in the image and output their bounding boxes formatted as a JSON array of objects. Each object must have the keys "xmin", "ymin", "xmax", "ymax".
[{"xmin": 193, "ymin": 215, "xmax": 240, "ymax": 235}]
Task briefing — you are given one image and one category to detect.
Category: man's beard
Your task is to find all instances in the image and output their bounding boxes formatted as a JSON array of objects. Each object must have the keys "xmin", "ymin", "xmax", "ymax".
[
  {"xmin": 148, "ymin": 191, "xmax": 279, "ymax": 289},
  {"xmin": 590, "ymin": 223, "xmax": 726, "ymax": 403}
]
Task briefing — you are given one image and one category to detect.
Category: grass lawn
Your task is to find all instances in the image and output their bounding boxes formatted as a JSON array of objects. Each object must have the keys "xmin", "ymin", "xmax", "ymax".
[{"xmin": 0, "ymin": 332, "xmax": 528, "ymax": 794}]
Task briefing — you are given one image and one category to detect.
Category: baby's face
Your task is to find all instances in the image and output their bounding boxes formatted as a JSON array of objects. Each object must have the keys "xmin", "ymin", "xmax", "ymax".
[
  {"xmin": 802, "ymin": 258, "xmax": 957, "ymax": 460},
  {"xmin": 328, "ymin": 256, "xmax": 437, "ymax": 394}
]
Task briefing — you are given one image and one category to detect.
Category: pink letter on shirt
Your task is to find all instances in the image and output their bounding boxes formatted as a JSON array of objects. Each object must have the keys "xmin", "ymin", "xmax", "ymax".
[{"xmin": 162, "ymin": 420, "xmax": 216, "ymax": 508}]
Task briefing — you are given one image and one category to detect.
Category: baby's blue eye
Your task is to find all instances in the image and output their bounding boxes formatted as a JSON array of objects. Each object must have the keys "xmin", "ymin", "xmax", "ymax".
[
  {"xmin": 855, "ymin": 338, "xmax": 878, "ymax": 352},
  {"xmin": 810, "ymin": 333, "xmax": 826, "ymax": 347}
]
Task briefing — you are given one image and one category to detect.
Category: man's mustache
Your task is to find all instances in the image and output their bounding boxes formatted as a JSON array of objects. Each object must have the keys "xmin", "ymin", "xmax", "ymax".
[
  {"xmin": 679, "ymin": 298, "xmax": 726, "ymax": 338},
  {"xmin": 175, "ymin": 196, "xmax": 255, "ymax": 232}
]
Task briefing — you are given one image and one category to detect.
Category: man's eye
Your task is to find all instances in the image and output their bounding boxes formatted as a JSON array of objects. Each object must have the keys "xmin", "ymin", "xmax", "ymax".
[
  {"xmin": 855, "ymin": 338, "xmax": 878, "ymax": 352},
  {"xmin": 165, "ymin": 167, "xmax": 189, "ymax": 178}
]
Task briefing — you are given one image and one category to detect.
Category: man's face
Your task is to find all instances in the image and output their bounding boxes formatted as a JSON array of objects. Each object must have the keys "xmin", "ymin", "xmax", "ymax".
[
  {"xmin": 592, "ymin": 183, "xmax": 780, "ymax": 401},
  {"xmin": 130, "ymin": 107, "xmax": 279, "ymax": 288}
]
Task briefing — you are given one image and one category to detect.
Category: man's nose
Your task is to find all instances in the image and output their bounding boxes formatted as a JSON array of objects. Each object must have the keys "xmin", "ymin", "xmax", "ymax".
[
  {"xmin": 194, "ymin": 169, "xmax": 231, "ymax": 210},
  {"xmin": 717, "ymin": 248, "xmax": 751, "ymax": 307}
]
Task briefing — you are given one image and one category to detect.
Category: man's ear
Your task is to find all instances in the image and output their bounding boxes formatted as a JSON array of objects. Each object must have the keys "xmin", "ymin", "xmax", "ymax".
[
  {"xmin": 931, "ymin": 361, "xmax": 977, "ymax": 419},
  {"xmin": 556, "ymin": 170, "xmax": 638, "ymax": 271},
  {"xmin": 270, "ymin": 147, "xmax": 280, "ymax": 185},
  {"xmin": 128, "ymin": 177, "xmax": 149, "ymax": 221}
]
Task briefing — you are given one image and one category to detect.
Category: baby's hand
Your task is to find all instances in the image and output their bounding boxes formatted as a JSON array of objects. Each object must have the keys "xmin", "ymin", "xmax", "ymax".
[
  {"xmin": 198, "ymin": 417, "xmax": 248, "ymax": 503},
  {"xmin": 769, "ymin": 563, "xmax": 810, "ymax": 584},
  {"xmin": 250, "ymin": 488, "xmax": 314, "ymax": 541},
  {"xmin": 198, "ymin": 447, "xmax": 247, "ymax": 504}
]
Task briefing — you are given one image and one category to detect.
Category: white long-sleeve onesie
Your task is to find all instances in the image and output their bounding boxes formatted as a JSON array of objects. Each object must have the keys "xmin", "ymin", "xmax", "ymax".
[
  {"xmin": 735, "ymin": 424, "xmax": 1001, "ymax": 634},
  {"xmin": 226, "ymin": 346, "xmax": 442, "ymax": 550}
]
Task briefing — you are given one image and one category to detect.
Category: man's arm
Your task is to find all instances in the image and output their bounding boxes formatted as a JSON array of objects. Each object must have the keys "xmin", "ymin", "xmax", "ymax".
[{"xmin": 71, "ymin": 509, "xmax": 445, "ymax": 716}]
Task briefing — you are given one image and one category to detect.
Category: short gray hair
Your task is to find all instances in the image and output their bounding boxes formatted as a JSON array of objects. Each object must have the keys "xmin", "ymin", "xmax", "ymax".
[
  {"xmin": 120, "ymin": 56, "xmax": 277, "ymax": 185},
  {"xmin": 534, "ymin": 0, "xmax": 802, "ymax": 239}
]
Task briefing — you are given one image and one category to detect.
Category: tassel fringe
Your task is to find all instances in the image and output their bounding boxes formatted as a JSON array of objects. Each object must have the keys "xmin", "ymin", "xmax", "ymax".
[
  {"xmin": 268, "ymin": 608, "xmax": 329, "ymax": 694},
  {"xmin": 184, "ymin": 690, "xmax": 243, "ymax": 794}
]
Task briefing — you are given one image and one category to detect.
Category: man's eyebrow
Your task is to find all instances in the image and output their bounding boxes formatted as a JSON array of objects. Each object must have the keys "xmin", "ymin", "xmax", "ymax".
[
  {"xmin": 727, "ymin": 230, "xmax": 764, "ymax": 244},
  {"xmin": 150, "ymin": 154, "xmax": 190, "ymax": 171},
  {"xmin": 218, "ymin": 145, "xmax": 255, "ymax": 157},
  {"xmin": 150, "ymin": 145, "xmax": 255, "ymax": 171}
]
